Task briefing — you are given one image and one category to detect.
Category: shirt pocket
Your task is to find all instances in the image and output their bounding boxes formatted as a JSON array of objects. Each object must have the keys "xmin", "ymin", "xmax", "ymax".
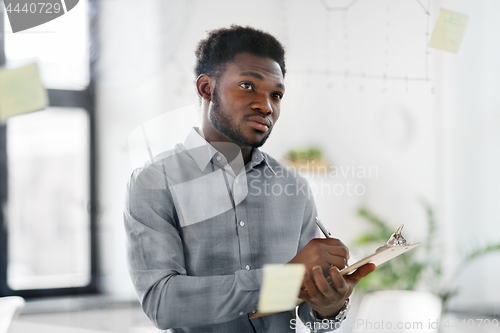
[{"xmin": 169, "ymin": 169, "xmax": 234, "ymax": 227}]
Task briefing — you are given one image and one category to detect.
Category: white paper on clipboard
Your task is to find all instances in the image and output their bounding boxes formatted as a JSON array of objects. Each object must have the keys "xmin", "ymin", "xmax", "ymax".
[{"xmin": 339, "ymin": 243, "xmax": 421, "ymax": 276}]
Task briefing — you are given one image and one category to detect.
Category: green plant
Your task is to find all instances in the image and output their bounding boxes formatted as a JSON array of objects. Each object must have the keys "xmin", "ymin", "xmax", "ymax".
[
  {"xmin": 284, "ymin": 148, "xmax": 322, "ymax": 162},
  {"xmin": 354, "ymin": 207, "xmax": 426, "ymax": 292},
  {"xmin": 354, "ymin": 204, "xmax": 500, "ymax": 310}
]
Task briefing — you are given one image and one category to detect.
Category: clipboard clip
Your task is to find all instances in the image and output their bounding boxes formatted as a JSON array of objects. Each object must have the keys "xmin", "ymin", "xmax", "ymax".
[{"xmin": 376, "ymin": 224, "xmax": 409, "ymax": 252}]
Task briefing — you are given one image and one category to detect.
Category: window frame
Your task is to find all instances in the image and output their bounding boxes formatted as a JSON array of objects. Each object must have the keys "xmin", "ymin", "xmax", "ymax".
[{"xmin": 0, "ymin": 0, "xmax": 99, "ymax": 298}]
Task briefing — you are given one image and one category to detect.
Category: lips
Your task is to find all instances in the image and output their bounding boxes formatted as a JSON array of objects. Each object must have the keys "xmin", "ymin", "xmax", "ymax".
[{"xmin": 247, "ymin": 115, "xmax": 271, "ymax": 132}]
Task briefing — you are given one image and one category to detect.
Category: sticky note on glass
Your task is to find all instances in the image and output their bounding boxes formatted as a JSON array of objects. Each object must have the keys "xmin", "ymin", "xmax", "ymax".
[
  {"xmin": 0, "ymin": 63, "xmax": 48, "ymax": 123},
  {"xmin": 257, "ymin": 264, "xmax": 305, "ymax": 314},
  {"xmin": 428, "ymin": 8, "xmax": 469, "ymax": 53}
]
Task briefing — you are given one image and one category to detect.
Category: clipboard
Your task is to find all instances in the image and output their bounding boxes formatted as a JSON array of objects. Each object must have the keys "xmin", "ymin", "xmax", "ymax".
[
  {"xmin": 250, "ymin": 224, "xmax": 420, "ymax": 319},
  {"xmin": 338, "ymin": 242, "xmax": 421, "ymax": 276},
  {"xmin": 250, "ymin": 243, "xmax": 420, "ymax": 319}
]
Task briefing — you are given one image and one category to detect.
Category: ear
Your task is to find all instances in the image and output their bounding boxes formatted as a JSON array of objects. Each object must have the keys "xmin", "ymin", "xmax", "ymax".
[{"xmin": 196, "ymin": 74, "xmax": 213, "ymax": 102}]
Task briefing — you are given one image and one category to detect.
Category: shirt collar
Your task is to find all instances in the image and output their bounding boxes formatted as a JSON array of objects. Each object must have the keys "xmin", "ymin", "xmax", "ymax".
[
  {"xmin": 183, "ymin": 127, "xmax": 277, "ymax": 175},
  {"xmin": 247, "ymin": 149, "xmax": 277, "ymax": 176},
  {"xmin": 183, "ymin": 127, "xmax": 218, "ymax": 171}
]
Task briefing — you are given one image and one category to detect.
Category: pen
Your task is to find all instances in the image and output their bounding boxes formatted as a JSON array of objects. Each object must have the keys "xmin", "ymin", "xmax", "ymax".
[{"xmin": 315, "ymin": 217, "xmax": 332, "ymax": 238}]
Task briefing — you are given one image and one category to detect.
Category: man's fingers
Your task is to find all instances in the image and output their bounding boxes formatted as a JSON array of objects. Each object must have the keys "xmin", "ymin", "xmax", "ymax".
[
  {"xmin": 298, "ymin": 273, "xmax": 311, "ymax": 300},
  {"xmin": 326, "ymin": 246, "xmax": 350, "ymax": 261},
  {"xmin": 290, "ymin": 238, "xmax": 351, "ymax": 275},
  {"xmin": 303, "ymin": 268, "xmax": 320, "ymax": 299},
  {"xmin": 329, "ymin": 266, "xmax": 349, "ymax": 295},
  {"xmin": 359, "ymin": 263, "xmax": 376, "ymax": 276},
  {"xmin": 325, "ymin": 255, "xmax": 348, "ymax": 270},
  {"xmin": 345, "ymin": 263, "xmax": 376, "ymax": 284},
  {"xmin": 312, "ymin": 266, "xmax": 334, "ymax": 297},
  {"xmin": 313, "ymin": 238, "xmax": 350, "ymax": 259},
  {"xmin": 298, "ymin": 287, "xmax": 309, "ymax": 300}
]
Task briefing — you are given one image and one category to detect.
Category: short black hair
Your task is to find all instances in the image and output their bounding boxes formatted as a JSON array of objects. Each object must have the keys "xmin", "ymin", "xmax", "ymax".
[{"xmin": 195, "ymin": 25, "xmax": 286, "ymax": 79}]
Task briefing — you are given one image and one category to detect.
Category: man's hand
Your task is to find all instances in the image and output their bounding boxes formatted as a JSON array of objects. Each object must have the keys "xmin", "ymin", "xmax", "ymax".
[
  {"xmin": 288, "ymin": 238, "xmax": 375, "ymax": 317},
  {"xmin": 288, "ymin": 238, "xmax": 350, "ymax": 275},
  {"xmin": 299, "ymin": 263, "xmax": 376, "ymax": 317}
]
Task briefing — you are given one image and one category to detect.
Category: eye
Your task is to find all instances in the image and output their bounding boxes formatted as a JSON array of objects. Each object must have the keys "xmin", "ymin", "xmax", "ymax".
[
  {"xmin": 272, "ymin": 92, "xmax": 283, "ymax": 100},
  {"xmin": 239, "ymin": 82, "xmax": 253, "ymax": 90}
]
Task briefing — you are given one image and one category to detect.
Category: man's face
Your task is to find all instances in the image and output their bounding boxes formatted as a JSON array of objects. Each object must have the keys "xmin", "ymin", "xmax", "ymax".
[{"xmin": 206, "ymin": 52, "xmax": 285, "ymax": 148}]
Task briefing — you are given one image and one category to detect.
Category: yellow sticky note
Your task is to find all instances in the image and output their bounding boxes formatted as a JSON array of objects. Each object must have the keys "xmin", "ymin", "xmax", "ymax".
[
  {"xmin": 429, "ymin": 8, "xmax": 469, "ymax": 53},
  {"xmin": 0, "ymin": 63, "xmax": 48, "ymax": 123},
  {"xmin": 258, "ymin": 264, "xmax": 305, "ymax": 314}
]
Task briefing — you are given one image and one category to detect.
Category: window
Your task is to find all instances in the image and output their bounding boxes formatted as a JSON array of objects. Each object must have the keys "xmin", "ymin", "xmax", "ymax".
[
  {"xmin": 3, "ymin": 0, "xmax": 89, "ymax": 90},
  {"xmin": 0, "ymin": 0, "xmax": 98, "ymax": 297}
]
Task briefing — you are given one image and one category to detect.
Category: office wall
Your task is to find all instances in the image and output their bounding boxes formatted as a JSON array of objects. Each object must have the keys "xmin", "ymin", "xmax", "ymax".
[
  {"xmin": 435, "ymin": 0, "xmax": 500, "ymax": 312},
  {"xmin": 96, "ymin": 0, "xmax": 500, "ymax": 312}
]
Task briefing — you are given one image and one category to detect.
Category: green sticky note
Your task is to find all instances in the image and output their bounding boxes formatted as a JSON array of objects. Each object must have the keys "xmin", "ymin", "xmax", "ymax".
[
  {"xmin": 0, "ymin": 63, "xmax": 48, "ymax": 123},
  {"xmin": 258, "ymin": 264, "xmax": 305, "ymax": 314},
  {"xmin": 429, "ymin": 8, "xmax": 469, "ymax": 53}
]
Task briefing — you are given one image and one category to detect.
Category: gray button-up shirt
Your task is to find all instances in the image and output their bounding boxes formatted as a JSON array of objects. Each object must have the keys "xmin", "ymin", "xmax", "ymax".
[{"xmin": 124, "ymin": 128, "xmax": 335, "ymax": 332}]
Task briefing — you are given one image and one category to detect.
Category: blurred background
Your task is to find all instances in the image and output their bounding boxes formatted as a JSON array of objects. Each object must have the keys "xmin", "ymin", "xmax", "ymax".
[{"xmin": 0, "ymin": 0, "xmax": 499, "ymax": 332}]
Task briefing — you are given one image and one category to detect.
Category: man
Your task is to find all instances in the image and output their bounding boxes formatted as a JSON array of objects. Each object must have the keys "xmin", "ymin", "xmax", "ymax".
[{"xmin": 124, "ymin": 25, "xmax": 374, "ymax": 332}]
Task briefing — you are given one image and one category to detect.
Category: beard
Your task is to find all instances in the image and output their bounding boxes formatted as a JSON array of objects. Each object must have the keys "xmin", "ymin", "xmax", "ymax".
[{"xmin": 208, "ymin": 86, "xmax": 272, "ymax": 148}]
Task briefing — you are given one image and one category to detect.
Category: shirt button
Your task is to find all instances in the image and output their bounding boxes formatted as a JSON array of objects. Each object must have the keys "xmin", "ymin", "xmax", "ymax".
[
  {"xmin": 216, "ymin": 155, "xmax": 222, "ymax": 161},
  {"xmin": 239, "ymin": 221, "xmax": 245, "ymax": 227},
  {"xmin": 239, "ymin": 311, "xmax": 244, "ymax": 316},
  {"xmin": 245, "ymin": 265, "xmax": 251, "ymax": 270}
]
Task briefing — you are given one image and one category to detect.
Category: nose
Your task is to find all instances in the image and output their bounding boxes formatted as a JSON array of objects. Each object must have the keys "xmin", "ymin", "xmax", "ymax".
[{"xmin": 250, "ymin": 93, "xmax": 273, "ymax": 115}]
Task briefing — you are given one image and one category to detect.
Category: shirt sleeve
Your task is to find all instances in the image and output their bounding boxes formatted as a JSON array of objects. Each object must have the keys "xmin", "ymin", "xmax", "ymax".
[
  {"xmin": 124, "ymin": 164, "xmax": 263, "ymax": 329},
  {"xmin": 295, "ymin": 176, "xmax": 340, "ymax": 332}
]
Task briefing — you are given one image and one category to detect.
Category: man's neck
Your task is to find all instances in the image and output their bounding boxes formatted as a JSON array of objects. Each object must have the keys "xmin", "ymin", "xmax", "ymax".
[
  {"xmin": 209, "ymin": 141, "xmax": 253, "ymax": 168},
  {"xmin": 240, "ymin": 146, "xmax": 253, "ymax": 165},
  {"xmin": 198, "ymin": 127, "xmax": 254, "ymax": 166}
]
